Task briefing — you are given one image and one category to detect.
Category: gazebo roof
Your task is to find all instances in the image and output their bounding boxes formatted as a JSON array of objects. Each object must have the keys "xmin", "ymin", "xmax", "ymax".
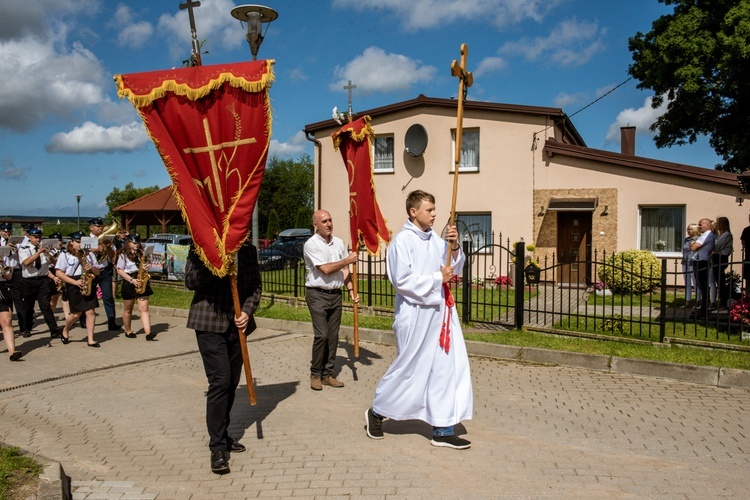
[
  {"xmin": 115, "ymin": 186, "xmax": 180, "ymax": 212},
  {"xmin": 115, "ymin": 186, "xmax": 185, "ymax": 232}
]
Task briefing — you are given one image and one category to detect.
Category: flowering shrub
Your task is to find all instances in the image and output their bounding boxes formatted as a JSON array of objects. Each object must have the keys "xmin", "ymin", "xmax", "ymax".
[
  {"xmin": 729, "ymin": 297, "xmax": 750, "ymax": 326},
  {"xmin": 494, "ymin": 275, "xmax": 513, "ymax": 286},
  {"xmin": 599, "ymin": 249, "xmax": 660, "ymax": 294},
  {"xmin": 589, "ymin": 281, "xmax": 608, "ymax": 291}
]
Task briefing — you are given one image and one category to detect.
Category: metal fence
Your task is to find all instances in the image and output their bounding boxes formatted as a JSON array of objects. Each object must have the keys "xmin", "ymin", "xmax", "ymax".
[{"xmin": 260, "ymin": 235, "xmax": 750, "ymax": 345}]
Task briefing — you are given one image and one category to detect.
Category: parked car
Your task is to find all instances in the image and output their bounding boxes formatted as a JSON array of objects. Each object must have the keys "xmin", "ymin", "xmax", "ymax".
[
  {"xmin": 259, "ymin": 228, "xmax": 311, "ymax": 270},
  {"xmin": 145, "ymin": 233, "xmax": 192, "ymax": 245}
]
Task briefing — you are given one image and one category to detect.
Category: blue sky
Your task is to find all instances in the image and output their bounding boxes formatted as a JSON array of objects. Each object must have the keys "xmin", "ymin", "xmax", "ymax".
[{"xmin": 0, "ymin": 0, "xmax": 722, "ymax": 218}]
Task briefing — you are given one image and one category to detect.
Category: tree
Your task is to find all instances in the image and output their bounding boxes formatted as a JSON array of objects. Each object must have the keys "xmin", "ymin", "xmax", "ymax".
[
  {"xmin": 257, "ymin": 154, "xmax": 314, "ymax": 234},
  {"xmin": 105, "ymin": 182, "xmax": 160, "ymax": 221},
  {"xmin": 266, "ymin": 208, "xmax": 280, "ymax": 240},
  {"xmin": 628, "ymin": 0, "xmax": 750, "ymax": 172},
  {"xmin": 295, "ymin": 206, "xmax": 312, "ymax": 230}
]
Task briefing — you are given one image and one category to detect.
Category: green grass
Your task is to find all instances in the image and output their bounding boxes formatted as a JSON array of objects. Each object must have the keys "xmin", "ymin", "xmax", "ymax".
[
  {"xmin": 464, "ymin": 329, "xmax": 750, "ymax": 370},
  {"xmin": 144, "ymin": 283, "xmax": 750, "ymax": 370},
  {"xmin": 0, "ymin": 446, "xmax": 42, "ymax": 500}
]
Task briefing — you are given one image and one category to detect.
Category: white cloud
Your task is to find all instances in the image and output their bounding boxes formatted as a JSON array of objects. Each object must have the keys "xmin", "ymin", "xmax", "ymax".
[
  {"xmin": 0, "ymin": 158, "xmax": 27, "ymax": 181},
  {"xmin": 114, "ymin": 5, "xmax": 155, "ymax": 49},
  {"xmin": 0, "ymin": 31, "xmax": 107, "ymax": 131},
  {"xmin": 604, "ymin": 96, "xmax": 669, "ymax": 145},
  {"xmin": 500, "ymin": 18, "xmax": 605, "ymax": 67},
  {"xmin": 157, "ymin": 0, "xmax": 242, "ymax": 61},
  {"xmin": 332, "ymin": 0, "xmax": 562, "ymax": 30},
  {"xmin": 474, "ymin": 56, "xmax": 507, "ymax": 77},
  {"xmin": 553, "ymin": 91, "xmax": 588, "ymax": 109},
  {"xmin": 269, "ymin": 131, "xmax": 309, "ymax": 159},
  {"xmin": 46, "ymin": 121, "xmax": 149, "ymax": 154},
  {"xmin": 288, "ymin": 68, "xmax": 308, "ymax": 81},
  {"xmin": 331, "ymin": 47, "xmax": 437, "ymax": 94},
  {"xmin": 0, "ymin": 0, "xmax": 99, "ymax": 40}
]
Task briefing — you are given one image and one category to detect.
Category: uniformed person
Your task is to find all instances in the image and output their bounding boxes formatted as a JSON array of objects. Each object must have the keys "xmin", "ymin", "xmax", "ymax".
[
  {"xmin": 0, "ymin": 223, "xmax": 26, "ymax": 333},
  {"xmin": 88, "ymin": 217, "xmax": 121, "ymax": 331},
  {"xmin": 18, "ymin": 228, "xmax": 62, "ymax": 338}
]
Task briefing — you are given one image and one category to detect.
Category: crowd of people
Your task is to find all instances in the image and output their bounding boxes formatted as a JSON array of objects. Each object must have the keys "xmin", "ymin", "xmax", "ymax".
[
  {"xmin": 682, "ymin": 215, "xmax": 741, "ymax": 318},
  {"xmin": 0, "ymin": 217, "xmax": 154, "ymax": 360}
]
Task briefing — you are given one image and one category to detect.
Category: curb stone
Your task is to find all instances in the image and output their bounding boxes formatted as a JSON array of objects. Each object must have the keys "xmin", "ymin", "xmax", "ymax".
[{"xmin": 250, "ymin": 314, "xmax": 750, "ymax": 391}]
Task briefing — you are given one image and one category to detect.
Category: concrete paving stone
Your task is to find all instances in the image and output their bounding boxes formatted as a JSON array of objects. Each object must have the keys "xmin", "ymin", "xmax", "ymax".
[{"xmin": 3, "ymin": 308, "xmax": 750, "ymax": 498}]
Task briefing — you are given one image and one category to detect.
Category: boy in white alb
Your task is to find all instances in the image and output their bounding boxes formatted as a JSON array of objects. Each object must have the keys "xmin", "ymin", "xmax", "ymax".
[{"xmin": 365, "ymin": 190, "xmax": 473, "ymax": 449}]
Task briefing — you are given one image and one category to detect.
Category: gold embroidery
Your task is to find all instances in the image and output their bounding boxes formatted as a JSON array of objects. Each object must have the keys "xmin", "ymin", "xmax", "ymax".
[{"xmin": 183, "ymin": 112, "xmax": 257, "ymax": 212}]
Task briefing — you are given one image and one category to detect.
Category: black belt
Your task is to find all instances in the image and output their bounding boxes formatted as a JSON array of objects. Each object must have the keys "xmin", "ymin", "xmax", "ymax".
[
  {"xmin": 308, "ymin": 287, "xmax": 341, "ymax": 294},
  {"xmin": 24, "ymin": 276, "xmax": 47, "ymax": 280}
]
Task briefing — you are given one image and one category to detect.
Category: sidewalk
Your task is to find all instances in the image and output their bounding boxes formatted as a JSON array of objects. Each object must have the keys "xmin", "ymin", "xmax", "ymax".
[{"xmin": 0, "ymin": 305, "xmax": 749, "ymax": 498}]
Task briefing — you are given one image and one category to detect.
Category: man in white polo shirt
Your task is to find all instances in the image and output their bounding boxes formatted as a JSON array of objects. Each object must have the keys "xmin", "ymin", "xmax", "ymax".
[
  {"xmin": 690, "ymin": 217, "xmax": 715, "ymax": 319},
  {"xmin": 303, "ymin": 210, "xmax": 359, "ymax": 391}
]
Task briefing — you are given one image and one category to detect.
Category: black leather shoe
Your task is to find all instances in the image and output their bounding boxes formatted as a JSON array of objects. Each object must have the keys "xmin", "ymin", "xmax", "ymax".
[
  {"xmin": 22, "ymin": 331, "xmax": 31, "ymax": 338},
  {"xmin": 87, "ymin": 342, "xmax": 100, "ymax": 348},
  {"xmin": 228, "ymin": 442, "xmax": 246, "ymax": 453},
  {"xmin": 145, "ymin": 332, "xmax": 157, "ymax": 341},
  {"xmin": 9, "ymin": 351, "xmax": 23, "ymax": 362},
  {"xmin": 61, "ymin": 335, "xmax": 70, "ymax": 345},
  {"xmin": 108, "ymin": 319, "xmax": 122, "ymax": 331},
  {"xmin": 210, "ymin": 450, "xmax": 230, "ymax": 474},
  {"xmin": 50, "ymin": 329, "xmax": 62, "ymax": 339},
  {"xmin": 124, "ymin": 332, "xmax": 137, "ymax": 339}
]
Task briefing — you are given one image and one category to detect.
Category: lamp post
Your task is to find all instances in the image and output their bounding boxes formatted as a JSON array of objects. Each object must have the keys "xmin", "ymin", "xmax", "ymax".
[
  {"xmin": 231, "ymin": 4, "xmax": 278, "ymax": 247},
  {"xmin": 75, "ymin": 194, "xmax": 83, "ymax": 231},
  {"xmin": 231, "ymin": 4, "xmax": 278, "ymax": 61}
]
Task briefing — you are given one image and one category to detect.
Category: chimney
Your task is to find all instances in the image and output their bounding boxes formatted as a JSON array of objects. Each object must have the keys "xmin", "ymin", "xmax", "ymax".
[{"xmin": 621, "ymin": 126, "xmax": 635, "ymax": 156}]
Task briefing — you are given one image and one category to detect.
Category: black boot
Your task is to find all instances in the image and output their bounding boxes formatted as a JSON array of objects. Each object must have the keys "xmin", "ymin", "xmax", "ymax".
[{"xmin": 108, "ymin": 318, "xmax": 122, "ymax": 331}]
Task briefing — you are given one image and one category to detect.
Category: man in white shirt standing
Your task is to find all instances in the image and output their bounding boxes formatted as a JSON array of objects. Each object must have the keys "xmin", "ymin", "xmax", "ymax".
[
  {"xmin": 303, "ymin": 210, "xmax": 359, "ymax": 391},
  {"xmin": 690, "ymin": 217, "xmax": 715, "ymax": 319}
]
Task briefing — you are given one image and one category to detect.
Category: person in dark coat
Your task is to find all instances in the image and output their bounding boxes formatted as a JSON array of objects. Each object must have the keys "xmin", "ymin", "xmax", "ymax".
[{"xmin": 185, "ymin": 241, "xmax": 262, "ymax": 475}]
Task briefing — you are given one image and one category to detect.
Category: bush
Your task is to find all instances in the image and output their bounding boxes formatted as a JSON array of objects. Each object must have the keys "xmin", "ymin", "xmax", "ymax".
[{"xmin": 598, "ymin": 249, "xmax": 661, "ymax": 294}]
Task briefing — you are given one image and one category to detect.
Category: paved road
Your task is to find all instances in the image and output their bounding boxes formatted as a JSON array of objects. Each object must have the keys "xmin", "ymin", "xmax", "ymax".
[{"xmin": 0, "ymin": 307, "xmax": 748, "ymax": 499}]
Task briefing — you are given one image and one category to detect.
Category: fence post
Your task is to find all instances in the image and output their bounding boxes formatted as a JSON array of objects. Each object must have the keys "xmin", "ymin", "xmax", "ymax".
[
  {"xmin": 367, "ymin": 253, "xmax": 372, "ymax": 307},
  {"xmin": 293, "ymin": 262, "xmax": 299, "ymax": 298},
  {"xmin": 515, "ymin": 241, "xmax": 525, "ymax": 328},
  {"xmin": 659, "ymin": 259, "xmax": 667, "ymax": 342},
  {"xmin": 461, "ymin": 240, "xmax": 470, "ymax": 324}
]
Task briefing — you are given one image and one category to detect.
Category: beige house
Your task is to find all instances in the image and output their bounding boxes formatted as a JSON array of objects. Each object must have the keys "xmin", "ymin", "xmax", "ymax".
[{"xmin": 304, "ymin": 94, "xmax": 745, "ymax": 285}]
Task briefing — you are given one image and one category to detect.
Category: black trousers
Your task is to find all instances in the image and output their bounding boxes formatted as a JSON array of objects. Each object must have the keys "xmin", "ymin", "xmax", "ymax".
[
  {"xmin": 20, "ymin": 276, "xmax": 58, "ymax": 334},
  {"xmin": 712, "ymin": 254, "xmax": 730, "ymax": 308},
  {"xmin": 196, "ymin": 325, "xmax": 243, "ymax": 452},
  {"xmin": 695, "ymin": 260, "xmax": 710, "ymax": 315},
  {"xmin": 94, "ymin": 266, "xmax": 116, "ymax": 320},
  {"xmin": 306, "ymin": 287, "xmax": 342, "ymax": 378},
  {"xmin": 9, "ymin": 269, "xmax": 26, "ymax": 332}
]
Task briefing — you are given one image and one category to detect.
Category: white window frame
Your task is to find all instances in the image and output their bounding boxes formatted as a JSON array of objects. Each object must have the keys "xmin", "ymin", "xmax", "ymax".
[
  {"xmin": 637, "ymin": 205, "xmax": 685, "ymax": 258},
  {"xmin": 450, "ymin": 128, "xmax": 480, "ymax": 172},
  {"xmin": 372, "ymin": 134, "xmax": 394, "ymax": 173},
  {"xmin": 456, "ymin": 212, "xmax": 492, "ymax": 254}
]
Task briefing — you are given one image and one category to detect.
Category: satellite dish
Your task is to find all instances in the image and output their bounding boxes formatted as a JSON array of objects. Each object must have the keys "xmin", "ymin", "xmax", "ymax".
[{"xmin": 404, "ymin": 124, "xmax": 428, "ymax": 157}]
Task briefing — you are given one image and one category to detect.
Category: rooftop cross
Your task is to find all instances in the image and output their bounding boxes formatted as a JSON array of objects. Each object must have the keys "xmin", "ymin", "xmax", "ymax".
[{"xmin": 343, "ymin": 80, "xmax": 357, "ymax": 121}]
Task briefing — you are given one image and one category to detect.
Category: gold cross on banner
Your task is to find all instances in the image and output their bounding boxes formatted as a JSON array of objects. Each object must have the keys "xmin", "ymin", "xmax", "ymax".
[{"xmin": 183, "ymin": 116, "xmax": 257, "ymax": 212}]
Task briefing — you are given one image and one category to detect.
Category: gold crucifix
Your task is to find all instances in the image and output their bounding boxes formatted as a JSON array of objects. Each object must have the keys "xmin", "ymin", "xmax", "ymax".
[{"xmin": 183, "ymin": 117, "xmax": 257, "ymax": 212}]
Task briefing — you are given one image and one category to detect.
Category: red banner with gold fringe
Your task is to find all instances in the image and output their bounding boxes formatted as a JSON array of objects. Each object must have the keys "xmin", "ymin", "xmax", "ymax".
[
  {"xmin": 332, "ymin": 116, "xmax": 390, "ymax": 254},
  {"xmin": 115, "ymin": 61, "xmax": 274, "ymax": 276}
]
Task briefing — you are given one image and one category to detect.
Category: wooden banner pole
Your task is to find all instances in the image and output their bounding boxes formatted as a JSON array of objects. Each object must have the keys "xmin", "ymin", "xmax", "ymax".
[
  {"xmin": 231, "ymin": 271, "xmax": 256, "ymax": 405},
  {"xmin": 446, "ymin": 44, "xmax": 473, "ymax": 267}
]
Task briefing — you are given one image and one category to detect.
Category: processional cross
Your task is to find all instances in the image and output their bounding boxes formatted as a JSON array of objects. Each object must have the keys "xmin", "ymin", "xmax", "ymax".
[
  {"xmin": 179, "ymin": 0, "xmax": 202, "ymax": 66},
  {"xmin": 343, "ymin": 80, "xmax": 357, "ymax": 121}
]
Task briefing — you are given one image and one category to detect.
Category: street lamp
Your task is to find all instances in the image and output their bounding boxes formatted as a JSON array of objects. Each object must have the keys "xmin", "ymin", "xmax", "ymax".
[
  {"xmin": 75, "ymin": 194, "xmax": 83, "ymax": 231},
  {"xmin": 231, "ymin": 4, "xmax": 278, "ymax": 247},
  {"xmin": 230, "ymin": 4, "xmax": 278, "ymax": 61}
]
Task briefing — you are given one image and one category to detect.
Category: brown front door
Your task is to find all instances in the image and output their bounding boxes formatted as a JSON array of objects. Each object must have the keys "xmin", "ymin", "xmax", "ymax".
[{"xmin": 557, "ymin": 212, "xmax": 592, "ymax": 286}]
